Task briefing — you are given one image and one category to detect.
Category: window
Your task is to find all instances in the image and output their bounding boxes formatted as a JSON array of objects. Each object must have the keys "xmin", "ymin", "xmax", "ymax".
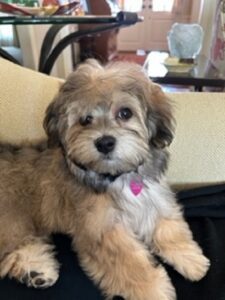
[
  {"xmin": 152, "ymin": 0, "xmax": 174, "ymax": 12},
  {"xmin": 118, "ymin": 0, "xmax": 175, "ymax": 13},
  {"xmin": 118, "ymin": 0, "xmax": 143, "ymax": 12}
]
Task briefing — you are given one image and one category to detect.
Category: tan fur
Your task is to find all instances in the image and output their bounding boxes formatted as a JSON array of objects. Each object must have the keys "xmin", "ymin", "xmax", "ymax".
[
  {"xmin": 74, "ymin": 224, "xmax": 176, "ymax": 300},
  {"xmin": 0, "ymin": 237, "xmax": 59, "ymax": 288},
  {"xmin": 0, "ymin": 59, "xmax": 209, "ymax": 299},
  {"xmin": 152, "ymin": 217, "xmax": 210, "ymax": 281}
]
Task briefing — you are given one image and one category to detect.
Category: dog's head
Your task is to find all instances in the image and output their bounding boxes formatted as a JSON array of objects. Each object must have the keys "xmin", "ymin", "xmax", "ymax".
[{"xmin": 44, "ymin": 59, "xmax": 175, "ymax": 190}]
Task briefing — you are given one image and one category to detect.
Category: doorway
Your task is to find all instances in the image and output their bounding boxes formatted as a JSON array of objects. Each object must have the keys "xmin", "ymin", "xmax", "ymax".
[{"xmin": 118, "ymin": 0, "xmax": 202, "ymax": 52}]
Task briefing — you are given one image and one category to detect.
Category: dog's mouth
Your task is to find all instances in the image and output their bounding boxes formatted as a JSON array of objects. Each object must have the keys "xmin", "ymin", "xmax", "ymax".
[
  {"xmin": 70, "ymin": 158, "xmax": 124, "ymax": 182},
  {"xmin": 69, "ymin": 157, "xmax": 144, "ymax": 183}
]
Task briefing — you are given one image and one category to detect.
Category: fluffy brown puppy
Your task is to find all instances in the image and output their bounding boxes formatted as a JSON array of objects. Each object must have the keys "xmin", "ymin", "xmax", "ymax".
[{"xmin": 0, "ymin": 60, "xmax": 209, "ymax": 300}]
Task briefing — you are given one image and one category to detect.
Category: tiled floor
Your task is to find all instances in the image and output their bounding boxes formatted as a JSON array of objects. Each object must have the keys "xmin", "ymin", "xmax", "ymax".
[{"xmin": 115, "ymin": 51, "xmax": 147, "ymax": 65}]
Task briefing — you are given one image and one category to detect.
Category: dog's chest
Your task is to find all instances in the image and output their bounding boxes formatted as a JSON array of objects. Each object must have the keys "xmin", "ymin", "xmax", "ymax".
[{"xmin": 110, "ymin": 177, "xmax": 174, "ymax": 244}]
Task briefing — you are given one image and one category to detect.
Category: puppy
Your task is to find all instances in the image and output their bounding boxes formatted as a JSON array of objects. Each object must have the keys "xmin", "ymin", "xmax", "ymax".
[{"xmin": 0, "ymin": 59, "xmax": 209, "ymax": 300}]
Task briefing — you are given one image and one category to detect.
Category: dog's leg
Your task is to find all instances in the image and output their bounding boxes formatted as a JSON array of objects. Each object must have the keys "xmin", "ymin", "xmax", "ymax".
[
  {"xmin": 0, "ymin": 237, "xmax": 59, "ymax": 288},
  {"xmin": 152, "ymin": 217, "xmax": 210, "ymax": 281},
  {"xmin": 74, "ymin": 225, "xmax": 176, "ymax": 300}
]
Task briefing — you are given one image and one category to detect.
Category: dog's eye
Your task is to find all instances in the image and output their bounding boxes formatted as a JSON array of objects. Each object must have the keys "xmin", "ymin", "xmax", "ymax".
[
  {"xmin": 79, "ymin": 115, "xmax": 93, "ymax": 126},
  {"xmin": 117, "ymin": 108, "xmax": 133, "ymax": 121}
]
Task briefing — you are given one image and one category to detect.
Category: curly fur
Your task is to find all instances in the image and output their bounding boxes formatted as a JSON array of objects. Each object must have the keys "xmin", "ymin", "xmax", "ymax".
[{"xmin": 0, "ymin": 59, "xmax": 209, "ymax": 299}]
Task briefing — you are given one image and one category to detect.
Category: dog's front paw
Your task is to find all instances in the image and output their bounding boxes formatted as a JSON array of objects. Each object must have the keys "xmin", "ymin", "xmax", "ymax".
[
  {"xmin": 21, "ymin": 270, "xmax": 58, "ymax": 289},
  {"xmin": 177, "ymin": 252, "xmax": 210, "ymax": 281},
  {"xmin": 0, "ymin": 240, "xmax": 60, "ymax": 288},
  {"xmin": 153, "ymin": 217, "xmax": 210, "ymax": 282}
]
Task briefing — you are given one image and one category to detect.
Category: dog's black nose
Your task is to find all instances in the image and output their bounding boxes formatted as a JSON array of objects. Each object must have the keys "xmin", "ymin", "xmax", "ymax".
[{"xmin": 95, "ymin": 135, "xmax": 116, "ymax": 154}]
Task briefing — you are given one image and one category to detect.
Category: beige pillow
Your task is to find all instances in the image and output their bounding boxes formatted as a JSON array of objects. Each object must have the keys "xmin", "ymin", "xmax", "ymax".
[{"xmin": 0, "ymin": 58, "xmax": 63, "ymax": 143}]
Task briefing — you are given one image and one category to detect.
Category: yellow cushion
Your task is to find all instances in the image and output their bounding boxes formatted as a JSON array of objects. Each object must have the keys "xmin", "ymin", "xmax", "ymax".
[
  {"xmin": 168, "ymin": 92, "xmax": 225, "ymax": 189},
  {"xmin": 0, "ymin": 58, "xmax": 63, "ymax": 143}
]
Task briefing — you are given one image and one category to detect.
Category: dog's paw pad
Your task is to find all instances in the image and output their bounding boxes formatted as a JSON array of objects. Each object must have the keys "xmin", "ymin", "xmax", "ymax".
[
  {"xmin": 31, "ymin": 271, "xmax": 57, "ymax": 289},
  {"xmin": 34, "ymin": 277, "xmax": 46, "ymax": 287},
  {"xmin": 30, "ymin": 271, "xmax": 41, "ymax": 278},
  {"xmin": 21, "ymin": 270, "xmax": 57, "ymax": 289}
]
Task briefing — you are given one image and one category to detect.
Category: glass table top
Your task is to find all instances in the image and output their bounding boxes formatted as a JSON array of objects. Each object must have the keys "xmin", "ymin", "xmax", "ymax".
[
  {"xmin": 0, "ymin": 14, "xmax": 120, "ymax": 25},
  {"xmin": 0, "ymin": 11, "xmax": 142, "ymax": 25},
  {"xmin": 143, "ymin": 51, "xmax": 224, "ymax": 81},
  {"xmin": 143, "ymin": 51, "xmax": 225, "ymax": 90}
]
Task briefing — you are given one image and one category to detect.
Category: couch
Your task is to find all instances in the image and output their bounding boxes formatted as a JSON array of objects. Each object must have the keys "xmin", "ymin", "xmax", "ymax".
[{"xmin": 0, "ymin": 58, "xmax": 225, "ymax": 300}]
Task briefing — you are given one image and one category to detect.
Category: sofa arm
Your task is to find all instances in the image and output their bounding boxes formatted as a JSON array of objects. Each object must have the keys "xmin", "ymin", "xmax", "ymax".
[{"xmin": 0, "ymin": 58, "xmax": 63, "ymax": 143}]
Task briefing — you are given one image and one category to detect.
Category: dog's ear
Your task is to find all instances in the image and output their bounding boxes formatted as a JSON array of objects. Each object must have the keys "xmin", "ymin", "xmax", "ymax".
[
  {"xmin": 43, "ymin": 100, "xmax": 60, "ymax": 148},
  {"xmin": 147, "ymin": 83, "xmax": 175, "ymax": 149}
]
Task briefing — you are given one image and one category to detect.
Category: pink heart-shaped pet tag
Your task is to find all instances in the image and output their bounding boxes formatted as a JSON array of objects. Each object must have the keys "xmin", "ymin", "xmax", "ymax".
[{"xmin": 130, "ymin": 180, "xmax": 143, "ymax": 196}]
